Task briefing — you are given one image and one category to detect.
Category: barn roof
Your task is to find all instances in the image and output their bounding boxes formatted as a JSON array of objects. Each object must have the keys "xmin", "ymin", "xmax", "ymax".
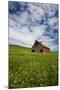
[{"xmin": 33, "ymin": 40, "xmax": 50, "ymax": 49}]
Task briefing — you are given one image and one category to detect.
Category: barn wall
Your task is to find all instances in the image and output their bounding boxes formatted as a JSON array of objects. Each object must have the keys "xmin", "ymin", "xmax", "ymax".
[
  {"xmin": 32, "ymin": 46, "xmax": 40, "ymax": 52},
  {"xmin": 43, "ymin": 47, "xmax": 50, "ymax": 52}
]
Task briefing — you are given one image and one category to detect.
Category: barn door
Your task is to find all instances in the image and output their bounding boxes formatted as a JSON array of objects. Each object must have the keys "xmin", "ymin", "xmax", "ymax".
[{"xmin": 40, "ymin": 49, "xmax": 43, "ymax": 52}]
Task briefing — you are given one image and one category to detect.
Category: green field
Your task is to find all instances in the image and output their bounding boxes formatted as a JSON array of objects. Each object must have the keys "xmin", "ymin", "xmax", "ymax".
[{"xmin": 9, "ymin": 44, "xmax": 58, "ymax": 88}]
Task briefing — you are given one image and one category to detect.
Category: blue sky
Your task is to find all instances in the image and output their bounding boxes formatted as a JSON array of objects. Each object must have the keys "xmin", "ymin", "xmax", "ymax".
[{"xmin": 8, "ymin": 1, "xmax": 58, "ymax": 51}]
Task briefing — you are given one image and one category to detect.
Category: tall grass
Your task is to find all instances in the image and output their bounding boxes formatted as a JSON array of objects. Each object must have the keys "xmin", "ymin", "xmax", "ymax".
[{"xmin": 9, "ymin": 45, "xmax": 58, "ymax": 88}]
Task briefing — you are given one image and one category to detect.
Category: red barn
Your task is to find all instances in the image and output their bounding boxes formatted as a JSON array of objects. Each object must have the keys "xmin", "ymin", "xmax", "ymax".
[{"xmin": 32, "ymin": 40, "xmax": 50, "ymax": 52}]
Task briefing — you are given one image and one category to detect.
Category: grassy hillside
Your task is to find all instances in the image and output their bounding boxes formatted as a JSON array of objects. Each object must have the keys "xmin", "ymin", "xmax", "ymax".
[{"xmin": 9, "ymin": 44, "xmax": 58, "ymax": 88}]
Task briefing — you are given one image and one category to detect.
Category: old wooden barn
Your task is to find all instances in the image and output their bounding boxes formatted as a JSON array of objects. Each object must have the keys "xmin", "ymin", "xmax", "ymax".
[{"xmin": 32, "ymin": 40, "xmax": 50, "ymax": 52}]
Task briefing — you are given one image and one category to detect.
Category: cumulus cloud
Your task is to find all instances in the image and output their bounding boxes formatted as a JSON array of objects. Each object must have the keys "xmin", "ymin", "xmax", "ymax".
[{"xmin": 8, "ymin": 1, "xmax": 58, "ymax": 51}]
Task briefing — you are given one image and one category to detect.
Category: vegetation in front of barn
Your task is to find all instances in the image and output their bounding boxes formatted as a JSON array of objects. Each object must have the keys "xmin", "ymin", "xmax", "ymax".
[{"xmin": 9, "ymin": 45, "xmax": 58, "ymax": 88}]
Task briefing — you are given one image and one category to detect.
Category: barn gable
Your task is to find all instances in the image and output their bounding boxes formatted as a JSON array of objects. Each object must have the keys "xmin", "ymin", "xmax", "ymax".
[{"xmin": 32, "ymin": 40, "xmax": 50, "ymax": 52}]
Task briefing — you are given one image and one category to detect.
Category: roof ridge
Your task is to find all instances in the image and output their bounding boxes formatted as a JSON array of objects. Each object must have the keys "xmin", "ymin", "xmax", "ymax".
[{"xmin": 35, "ymin": 40, "xmax": 49, "ymax": 49}]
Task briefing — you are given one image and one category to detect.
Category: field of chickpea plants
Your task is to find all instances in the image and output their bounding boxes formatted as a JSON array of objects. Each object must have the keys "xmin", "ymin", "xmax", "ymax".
[{"xmin": 9, "ymin": 45, "xmax": 58, "ymax": 88}]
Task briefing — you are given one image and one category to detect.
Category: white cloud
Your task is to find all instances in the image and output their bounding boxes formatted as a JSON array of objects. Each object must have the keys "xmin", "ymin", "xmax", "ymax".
[
  {"xmin": 39, "ymin": 4, "xmax": 58, "ymax": 17},
  {"xmin": 32, "ymin": 25, "xmax": 45, "ymax": 39},
  {"xmin": 47, "ymin": 17, "xmax": 58, "ymax": 26},
  {"xmin": 27, "ymin": 3, "xmax": 45, "ymax": 22}
]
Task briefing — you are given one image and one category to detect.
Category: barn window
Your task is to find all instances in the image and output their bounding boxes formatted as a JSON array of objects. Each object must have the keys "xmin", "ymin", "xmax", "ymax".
[
  {"xmin": 32, "ymin": 50, "xmax": 35, "ymax": 52},
  {"xmin": 40, "ymin": 49, "xmax": 43, "ymax": 52}
]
